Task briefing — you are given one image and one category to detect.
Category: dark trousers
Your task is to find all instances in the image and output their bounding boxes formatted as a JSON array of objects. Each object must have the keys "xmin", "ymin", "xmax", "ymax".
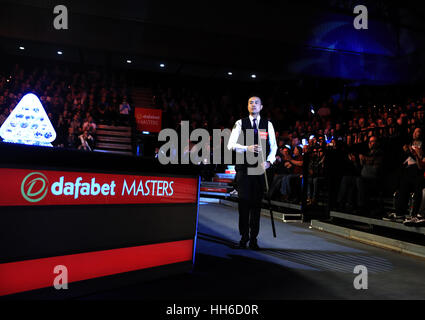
[
  {"xmin": 356, "ymin": 176, "xmax": 379, "ymax": 208},
  {"xmin": 236, "ymin": 170, "xmax": 265, "ymax": 242},
  {"xmin": 396, "ymin": 166, "xmax": 424, "ymax": 216},
  {"xmin": 337, "ymin": 176, "xmax": 357, "ymax": 206},
  {"xmin": 268, "ymin": 174, "xmax": 286, "ymax": 199}
]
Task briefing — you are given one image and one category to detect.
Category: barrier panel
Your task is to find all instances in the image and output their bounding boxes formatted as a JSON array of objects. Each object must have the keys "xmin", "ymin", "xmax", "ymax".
[{"xmin": 0, "ymin": 143, "xmax": 200, "ymax": 297}]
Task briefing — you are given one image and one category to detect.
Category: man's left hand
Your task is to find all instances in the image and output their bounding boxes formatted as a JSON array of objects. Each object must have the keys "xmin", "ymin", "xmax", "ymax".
[{"xmin": 263, "ymin": 161, "xmax": 271, "ymax": 170}]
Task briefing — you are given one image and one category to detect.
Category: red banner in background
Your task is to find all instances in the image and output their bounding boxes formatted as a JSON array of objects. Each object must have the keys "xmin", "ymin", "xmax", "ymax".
[{"xmin": 135, "ymin": 108, "xmax": 162, "ymax": 133}]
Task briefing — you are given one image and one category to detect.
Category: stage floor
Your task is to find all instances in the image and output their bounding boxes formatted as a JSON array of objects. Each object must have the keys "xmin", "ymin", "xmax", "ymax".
[{"xmin": 80, "ymin": 202, "xmax": 425, "ymax": 300}]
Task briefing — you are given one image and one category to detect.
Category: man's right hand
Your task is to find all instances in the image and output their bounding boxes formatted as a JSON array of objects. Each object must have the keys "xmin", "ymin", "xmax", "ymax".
[{"xmin": 247, "ymin": 144, "xmax": 262, "ymax": 153}]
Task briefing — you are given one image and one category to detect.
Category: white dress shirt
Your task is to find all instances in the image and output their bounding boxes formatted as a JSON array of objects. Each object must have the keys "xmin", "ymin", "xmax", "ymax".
[{"xmin": 227, "ymin": 115, "xmax": 278, "ymax": 164}]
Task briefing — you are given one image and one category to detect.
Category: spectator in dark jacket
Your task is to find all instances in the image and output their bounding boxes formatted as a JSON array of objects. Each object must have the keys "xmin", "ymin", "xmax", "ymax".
[
  {"xmin": 280, "ymin": 146, "xmax": 304, "ymax": 202},
  {"xmin": 394, "ymin": 128, "xmax": 424, "ymax": 219},
  {"xmin": 337, "ymin": 152, "xmax": 361, "ymax": 211},
  {"xmin": 269, "ymin": 146, "xmax": 293, "ymax": 200},
  {"xmin": 356, "ymin": 136, "xmax": 383, "ymax": 215}
]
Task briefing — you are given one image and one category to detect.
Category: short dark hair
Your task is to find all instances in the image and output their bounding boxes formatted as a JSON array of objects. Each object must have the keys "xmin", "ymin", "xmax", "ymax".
[{"xmin": 248, "ymin": 96, "xmax": 262, "ymax": 104}]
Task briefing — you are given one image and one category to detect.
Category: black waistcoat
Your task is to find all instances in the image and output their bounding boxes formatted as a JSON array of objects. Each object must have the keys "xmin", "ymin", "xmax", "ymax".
[{"xmin": 235, "ymin": 117, "xmax": 271, "ymax": 172}]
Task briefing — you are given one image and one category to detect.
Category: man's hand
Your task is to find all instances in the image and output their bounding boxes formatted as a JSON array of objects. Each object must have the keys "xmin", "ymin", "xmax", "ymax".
[
  {"xmin": 247, "ymin": 144, "xmax": 262, "ymax": 153},
  {"xmin": 262, "ymin": 161, "xmax": 271, "ymax": 170},
  {"xmin": 403, "ymin": 144, "xmax": 409, "ymax": 153}
]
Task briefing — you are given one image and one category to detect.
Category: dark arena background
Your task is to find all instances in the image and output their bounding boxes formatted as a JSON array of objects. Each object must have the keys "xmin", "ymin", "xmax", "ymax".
[{"xmin": 0, "ymin": 0, "xmax": 425, "ymax": 313}]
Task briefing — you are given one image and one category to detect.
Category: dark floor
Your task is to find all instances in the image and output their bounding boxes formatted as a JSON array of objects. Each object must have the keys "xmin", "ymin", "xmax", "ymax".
[{"xmin": 80, "ymin": 202, "xmax": 425, "ymax": 300}]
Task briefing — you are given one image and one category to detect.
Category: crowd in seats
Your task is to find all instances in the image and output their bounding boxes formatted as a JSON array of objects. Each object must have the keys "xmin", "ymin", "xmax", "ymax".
[
  {"xmin": 268, "ymin": 145, "xmax": 303, "ymax": 203},
  {"xmin": 148, "ymin": 78, "xmax": 425, "ymax": 225},
  {"xmin": 335, "ymin": 135, "xmax": 384, "ymax": 214},
  {"xmin": 0, "ymin": 63, "xmax": 132, "ymax": 150},
  {"xmin": 1, "ymin": 59, "xmax": 425, "ymax": 224},
  {"xmin": 269, "ymin": 98, "xmax": 425, "ymax": 225}
]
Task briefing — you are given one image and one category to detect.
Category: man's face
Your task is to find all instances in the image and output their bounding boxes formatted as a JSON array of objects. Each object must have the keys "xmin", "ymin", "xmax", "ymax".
[
  {"xmin": 413, "ymin": 128, "xmax": 422, "ymax": 140},
  {"xmin": 247, "ymin": 97, "xmax": 263, "ymax": 114},
  {"xmin": 369, "ymin": 137, "xmax": 377, "ymax": 150}
]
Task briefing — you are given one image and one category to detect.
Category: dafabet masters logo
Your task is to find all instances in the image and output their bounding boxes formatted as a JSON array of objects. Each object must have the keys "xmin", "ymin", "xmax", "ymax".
[{"xmin": 21, "ymin": 172, "xmax": 49, "ymax": 203}]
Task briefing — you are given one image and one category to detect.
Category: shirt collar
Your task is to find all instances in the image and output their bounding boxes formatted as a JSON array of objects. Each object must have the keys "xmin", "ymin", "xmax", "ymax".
[{"xmin": 249, "ymin": 115, "xmax": 261, "ymax": 123}]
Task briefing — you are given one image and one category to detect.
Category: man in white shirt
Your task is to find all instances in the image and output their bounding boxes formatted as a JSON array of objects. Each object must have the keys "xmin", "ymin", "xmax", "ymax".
[
  {"xmin": 119, "ymin": 97, "xmax": 131, "ymax": 125},
  {"xmin": 227, "ymin": 96, "xmax": 277, "ymax": 249}
]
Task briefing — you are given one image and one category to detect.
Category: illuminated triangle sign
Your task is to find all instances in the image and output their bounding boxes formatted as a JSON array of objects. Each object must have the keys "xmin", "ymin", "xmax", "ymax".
[{"xmin": 0, "ymin": 93, "xmax": 56, "ymax": 147}]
